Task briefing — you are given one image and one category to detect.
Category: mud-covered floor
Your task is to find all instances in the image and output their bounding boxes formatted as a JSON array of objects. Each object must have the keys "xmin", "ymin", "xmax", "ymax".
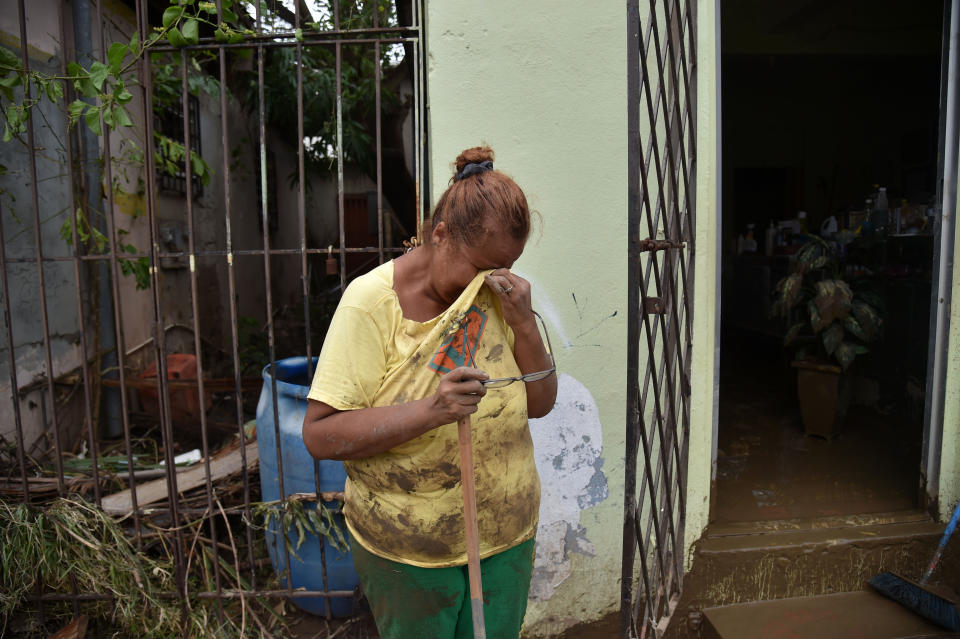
[{"xmin": 714, "ymin": 329, "xmax": 922, "ymax": 523}]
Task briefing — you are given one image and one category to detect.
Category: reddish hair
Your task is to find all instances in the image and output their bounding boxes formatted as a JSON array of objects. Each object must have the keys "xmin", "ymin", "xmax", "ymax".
[{"xmin": 429, "ymin": 146, "xmax": 531, "ymax": 245}]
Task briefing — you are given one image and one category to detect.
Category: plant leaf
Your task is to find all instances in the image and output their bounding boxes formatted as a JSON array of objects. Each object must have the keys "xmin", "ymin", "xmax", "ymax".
[
  {"xmin": 84, "ymin": 108, "xmax": 102, "ymax": 135},
  {"xmin": 851, "ymin": 301, "xmax": 882, "ymax": 341},
  {"xmin": 67, "ymin": 99, "xmax": 86, "ymax": 126},
  {"xmin": 0, "ymin": 46, "xmax": 20, "ymax": 74},
  {"xmin": 112, "ymin": 105, "xmax": 133, "ymax": 127},
  {"xmin": 162, "ymin": 5, "xmax": 184, "ymax": 29},
  {"xmin": 784, "ymin": 322, "xmax": 805, "ymax": 346},
  {"xmin": 44, "ymin": 79, "xmax": 64, "ymax": 103},
  {"xmin": 822, "ymin": 322, "xmax": 844, "ymax": 356},
  {"xmin": 182, "ymin": 18, "xmax": 199, "ymax": 45},
  {"xmin": 809, "ymin": 255, "xmax": 830, "ymax": 271},
  {"xmin": 835, "ymin": 341, "xmax": 856, "ymax": 370},
  {"xmin": 167, "ymin": 27, "xmax": 187, "ymax": 48},
  {"xmin": 779, "ymin": 273, "xmax": 803, "ymax": 311},
  {"xmin": 808, "ymin": 299, "xmax": 824, "ymax": 333},
  {"xmin": 843, "ymin": 315, "xmax": 868, "ymax": 341},
  {"xmin": 107, "ymin": 42, "xmax": 128, "ymax": 75},
  {"xmin": 89, "ymin": 61, "xmax": 110, "ymax": 91},
  {"xmin": 74, "ymin": 75, "xmax": 96, "ymax": 98}
]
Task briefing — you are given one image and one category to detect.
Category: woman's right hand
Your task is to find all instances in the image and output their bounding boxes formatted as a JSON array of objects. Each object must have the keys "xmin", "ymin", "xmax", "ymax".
[{"xmin": 429, "ymin": 367, "xmax": 489, "ymax": 424}]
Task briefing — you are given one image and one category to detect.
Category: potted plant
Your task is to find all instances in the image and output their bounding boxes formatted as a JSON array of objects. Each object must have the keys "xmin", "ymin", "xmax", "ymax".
[{"xmin": 771, "ymin": 234, "xmax": 883, "ymax": 439}]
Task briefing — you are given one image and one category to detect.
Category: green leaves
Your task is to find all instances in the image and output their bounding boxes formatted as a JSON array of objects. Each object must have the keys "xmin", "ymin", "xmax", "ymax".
[
  {"xmin": 89, "ymin": 62, "xmax": 110, "ymax": 91},
  {"xmin": 0, "ymin": 46, "xmax": 20, "ymax": 71},
  {"xmin": 822, "ymin": 323, "xmax": 844, "ymax": 356},
  {"xmin": 162, "ymin": 5, "xmax": 185, "ymax": 28},
  {"xmin": 814, "ymin": 279, "xmax": 852, "ymax": 327},
  {"xmin": 182, "ymin": 18, "xmax": 200, "ymax": 45},
  {"xmin": 107, "ymin": 42, "xmax": 129, "ymax": 75}
]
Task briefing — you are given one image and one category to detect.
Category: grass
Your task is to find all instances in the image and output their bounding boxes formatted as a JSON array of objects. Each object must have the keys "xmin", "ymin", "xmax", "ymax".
[{"xmin": 1, "ymin": 493, "xmax": 348, "ymax": 638}]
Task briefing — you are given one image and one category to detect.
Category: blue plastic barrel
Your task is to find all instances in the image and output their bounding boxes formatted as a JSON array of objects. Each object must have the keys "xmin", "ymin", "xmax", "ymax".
[{"xmin": 256, "ymin": 356, "xmax": 359, "ymax": 617}]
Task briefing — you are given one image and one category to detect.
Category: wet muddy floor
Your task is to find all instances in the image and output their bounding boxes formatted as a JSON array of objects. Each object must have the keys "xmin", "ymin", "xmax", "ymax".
[{"xmin": 714, "ymin": 329, "xmax": 921, "ymax": 522}]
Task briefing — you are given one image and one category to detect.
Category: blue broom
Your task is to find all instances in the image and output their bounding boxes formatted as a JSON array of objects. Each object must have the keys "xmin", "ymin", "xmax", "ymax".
[{"xmin": 869, "ymin": 499, "xmax": 960, "ymax": 631}]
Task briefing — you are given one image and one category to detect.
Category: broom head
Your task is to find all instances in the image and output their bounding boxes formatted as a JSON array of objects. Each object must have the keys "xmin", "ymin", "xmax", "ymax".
[{"xmin": 869, "ymin": 571, "xmax": 960, "ymax": 631}]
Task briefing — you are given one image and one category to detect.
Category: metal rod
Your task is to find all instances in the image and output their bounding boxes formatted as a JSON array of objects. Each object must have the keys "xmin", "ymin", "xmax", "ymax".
[
  {"xmin": 96, "ymin": 0, "xmax": 142, "ymax": 539},
  {"xmin": 255, "ymin": 0, "xmax": 294, "ymax": 595},
  {"xmin": 215, "ymin": 0, "xmax": 259, "ymax": 588},
  {"xmin": 3, "ymin": 245, "xmax": 408, "ymax": 263},
  {"xmin": 179, "ymin": 49, "xmax": 225, "ymax": 616},
  {"xmin": 57, "ymin": 0, "xmax": 101, "ymax": 508},
  {"xmin": 135, "ymin": 0, "xmax": 188, "ymax": 606},
  {"xmin": 17, "ymin": 0, "xmax": 66, "ymax": 495},
  {"xmin": 623, "ymin": 3, "xmax": 644, "ymax": 637},
  {"xmin": 0, "ymin": 203, "xmax": 29, "ymax": 504}
]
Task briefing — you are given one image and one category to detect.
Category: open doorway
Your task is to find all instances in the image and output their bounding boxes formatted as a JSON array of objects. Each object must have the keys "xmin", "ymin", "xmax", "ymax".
[{"xmin": 715, "ymin": 0, "xmax": 945, "ymax": 523}]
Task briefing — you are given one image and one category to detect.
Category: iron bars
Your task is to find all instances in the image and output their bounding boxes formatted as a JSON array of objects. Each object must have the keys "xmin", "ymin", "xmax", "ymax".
[{"xmin": 622, "ymin": 0, "xmax": 697, "ymax": 637}]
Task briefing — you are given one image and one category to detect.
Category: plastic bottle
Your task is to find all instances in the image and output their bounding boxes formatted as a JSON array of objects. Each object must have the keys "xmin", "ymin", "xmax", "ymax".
[
  {"xmin": 744, "ymin": 223, "xmax": 758, "ymax": 252},
  {"xmin": 796, "ymin": 210, "xmax": 808, "ymax": 234},
  {"xmin": 764, "ymin": 220, "xmax": 777, "ymax": 256},
  {"xmin": 874, "ymin": 187, "xmax": 889, "ymax": 232}
]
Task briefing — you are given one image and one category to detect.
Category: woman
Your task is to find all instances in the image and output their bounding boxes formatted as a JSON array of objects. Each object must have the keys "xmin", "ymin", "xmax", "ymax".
[{"xmin": 302, "ymin": 145, "xmax": 556, "ymax": 638}]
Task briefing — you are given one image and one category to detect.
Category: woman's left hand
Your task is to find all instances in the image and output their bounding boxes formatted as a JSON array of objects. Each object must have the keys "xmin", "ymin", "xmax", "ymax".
[{"xmin": 484, "ymin": 269, "xmax": 534, "ymax": 330}]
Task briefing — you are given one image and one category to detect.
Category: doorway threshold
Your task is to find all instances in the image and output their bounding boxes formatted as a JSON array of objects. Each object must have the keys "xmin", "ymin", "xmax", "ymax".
[{"xmin": 700, "ymin": 510, "xmax": 942, "ymax": 555}]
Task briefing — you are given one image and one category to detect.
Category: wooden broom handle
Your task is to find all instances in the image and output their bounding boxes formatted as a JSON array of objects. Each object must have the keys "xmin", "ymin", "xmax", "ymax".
[{"xmin": 457, "ymin": 415, "xmax": 486, "ymax": 639}]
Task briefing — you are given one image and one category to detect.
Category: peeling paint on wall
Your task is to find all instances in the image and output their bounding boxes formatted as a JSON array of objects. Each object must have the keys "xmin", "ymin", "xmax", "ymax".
[{"xmin": 529, "ymin": 372, "xmax": 608, "ymax": 601}]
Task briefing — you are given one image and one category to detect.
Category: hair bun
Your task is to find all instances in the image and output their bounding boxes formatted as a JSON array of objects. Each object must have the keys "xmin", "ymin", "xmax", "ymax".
[{"xmin": 454, "ymin": 146, "xmax": 495, "ymax": 176}]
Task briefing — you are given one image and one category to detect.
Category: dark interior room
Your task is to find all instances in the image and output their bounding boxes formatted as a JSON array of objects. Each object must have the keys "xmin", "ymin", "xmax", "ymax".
[{"xmin": 715, "ymin": 0, "xmax": 945, "ymax": 523}]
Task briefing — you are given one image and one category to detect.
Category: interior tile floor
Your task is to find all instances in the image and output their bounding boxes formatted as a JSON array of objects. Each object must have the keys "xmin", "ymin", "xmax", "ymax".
[{"xmin": 713, "ymin": 329, "xmax": 923, "ymax": 523}]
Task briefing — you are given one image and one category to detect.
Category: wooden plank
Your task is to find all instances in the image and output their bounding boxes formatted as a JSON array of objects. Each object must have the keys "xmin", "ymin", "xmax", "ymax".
[{"xmin": 100, "ymin": 441, "xmax": 259, "ymax": 515}]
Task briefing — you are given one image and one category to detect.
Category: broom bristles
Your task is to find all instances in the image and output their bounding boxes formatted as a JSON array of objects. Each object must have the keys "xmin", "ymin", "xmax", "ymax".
[{"xmin": 869, "ymin": 571, "xmax": 960, "ymax": 631}]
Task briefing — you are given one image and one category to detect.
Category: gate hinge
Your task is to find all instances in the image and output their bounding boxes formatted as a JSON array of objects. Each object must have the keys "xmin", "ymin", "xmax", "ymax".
[{"xmin": 640, "ymin": 238, "xmax": 686, "ymax": 252}]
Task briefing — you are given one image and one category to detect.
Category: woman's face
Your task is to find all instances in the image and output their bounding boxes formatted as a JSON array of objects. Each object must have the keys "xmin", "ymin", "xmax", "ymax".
[{"xmin": 430, "ymin": 222, "xmax": 525, "ymax": 303}]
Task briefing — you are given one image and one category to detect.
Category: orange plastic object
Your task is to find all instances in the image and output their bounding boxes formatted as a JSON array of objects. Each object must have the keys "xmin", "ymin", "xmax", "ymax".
[{"xmin": 139, "ymin": 354, "xmax": 212, "ymax": 421}]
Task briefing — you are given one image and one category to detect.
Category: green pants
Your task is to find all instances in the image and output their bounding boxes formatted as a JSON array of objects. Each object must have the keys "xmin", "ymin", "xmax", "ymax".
[{"xmin": 351, "ymin": 537, "xmax": 536, "ymax": 639}]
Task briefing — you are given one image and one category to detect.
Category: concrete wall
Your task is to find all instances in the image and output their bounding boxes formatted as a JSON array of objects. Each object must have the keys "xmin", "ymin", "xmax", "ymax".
[
  {"xmin": 938, "ymin": 160, "xmax": 960, "ymax": 518},
  {"xmin": 425, "ymin": 1, "xmax": 719, "ymax": 634},
  {"xmin": 425, "ymin": 3, "xmax": 626, "ymax": 634}
]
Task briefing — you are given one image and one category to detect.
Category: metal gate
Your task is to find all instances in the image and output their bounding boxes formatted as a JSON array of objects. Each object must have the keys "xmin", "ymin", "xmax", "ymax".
[
  {"xmin": 1, "ymin": 0, "xmax": 423, "ymax": 633},
  {"xmin": 621, "ymin": 0, "xmax": 697, "ymax": 636}
]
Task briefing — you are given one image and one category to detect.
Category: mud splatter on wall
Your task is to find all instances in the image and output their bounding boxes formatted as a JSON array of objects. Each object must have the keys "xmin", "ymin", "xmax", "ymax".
[{"xmin": 528, "ymin": 373, "xmax": 608, "ymax": 600}]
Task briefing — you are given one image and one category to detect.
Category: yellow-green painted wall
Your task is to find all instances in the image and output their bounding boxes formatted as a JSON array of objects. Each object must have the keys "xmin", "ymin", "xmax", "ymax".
[
  {"xmin": 687, "ymin": 0, "xmax": 720, "ymax": 559},
  {"xmin": 939, "ymin": 170, "xmax": 960, "ymax": 518},
  {"xmin": 425, "ymin": 1, "xmax": 719, "ymax": 634}
]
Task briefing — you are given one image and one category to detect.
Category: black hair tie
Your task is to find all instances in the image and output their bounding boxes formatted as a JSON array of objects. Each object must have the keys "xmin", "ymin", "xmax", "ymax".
[{"xmin": 454, "ymin": 160, "xmax": 493, "ymax": 181}]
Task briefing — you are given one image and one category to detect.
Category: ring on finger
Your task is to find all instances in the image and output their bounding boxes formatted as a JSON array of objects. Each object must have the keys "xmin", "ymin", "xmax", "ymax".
[{"xmin": 502, "ymin": 285, "xmax": 514, "ymax": 294}]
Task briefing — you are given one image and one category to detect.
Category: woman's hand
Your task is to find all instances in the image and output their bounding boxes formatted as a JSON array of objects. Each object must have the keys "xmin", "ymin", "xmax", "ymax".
[
  {"xmin": 429, "ymin": 367, "xmax": 489, "ymax": 424},
  {"xmin": 484, "ymin": 269, "xmax": 558, "ymax": 419},
  {"xmin": 484, "ymin": 269, "xmax": 535, "ymax": 331},
  {"xmin": 303, "ymin": 367, "xmax": 489, "ymax": 460}
]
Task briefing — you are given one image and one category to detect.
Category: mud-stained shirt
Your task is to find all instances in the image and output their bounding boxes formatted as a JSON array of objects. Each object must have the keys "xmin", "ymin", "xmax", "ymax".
[{"xmin": 307, "ymin": 262, "xmax": 541, "ymax": 568}]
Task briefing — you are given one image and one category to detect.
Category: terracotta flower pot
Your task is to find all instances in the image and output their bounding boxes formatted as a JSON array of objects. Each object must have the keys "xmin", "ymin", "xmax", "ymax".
[{"xmin": 791, "ymin": 360, "xmax": 850, "ymax": 441}]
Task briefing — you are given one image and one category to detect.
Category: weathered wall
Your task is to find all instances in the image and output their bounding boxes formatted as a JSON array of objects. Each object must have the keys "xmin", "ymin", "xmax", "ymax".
[
  {"xmin": 426, "ymin": 1, "xmax": 721, "ymax": 634},
  {"xmin": 685, "ymin": 0, "xmax": 721, "ymax": 561},
  {"xmin": 426, "ymin": 2, "xmax": 626, "ymax": 634},
  {"xmin": 938, "ymin": 156, "xmax": 960, "ymax": 518},
  {"xmin": 0, "ymin": 4, "xmax": 84, "ymax": 450}
]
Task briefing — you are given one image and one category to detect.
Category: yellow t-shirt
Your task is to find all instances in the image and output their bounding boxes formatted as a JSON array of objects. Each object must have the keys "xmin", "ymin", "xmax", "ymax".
[{"xmin": 307, "ymin": 262, "xmax": 541, "ymax": 568}]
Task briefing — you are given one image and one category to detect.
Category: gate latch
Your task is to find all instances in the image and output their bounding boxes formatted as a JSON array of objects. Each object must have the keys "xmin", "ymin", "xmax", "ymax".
[
  {"xmin": 640, "ymin": 238, "xmax": 686, "ymax": 252},
  {"xmin": 644, "ymin": 297, "xmax": 665, "ymax": 314}
]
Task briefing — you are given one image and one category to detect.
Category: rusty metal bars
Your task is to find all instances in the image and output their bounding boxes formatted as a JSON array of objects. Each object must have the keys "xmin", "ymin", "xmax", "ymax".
[
  {"xmin": 3, "ymin": 0, "xmax": 425, "ymax": 621},
  {"xmin": 623, "ymin": 0, "xmax": 697, "ymax": 637}
]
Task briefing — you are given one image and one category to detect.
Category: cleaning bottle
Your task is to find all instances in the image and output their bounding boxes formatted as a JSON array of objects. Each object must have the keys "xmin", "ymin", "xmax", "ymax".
[{"xmin": 765, "ymin": 220, "xmax": 777, "ymax": 256}]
